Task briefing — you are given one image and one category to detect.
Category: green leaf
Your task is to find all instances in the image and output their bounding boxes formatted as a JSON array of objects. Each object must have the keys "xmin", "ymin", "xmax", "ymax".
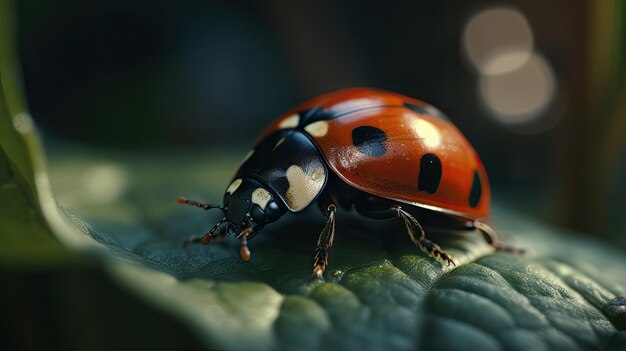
[
  {"xmin": 9, "ymin": 149, "xmax": 626, "ymax": 351},
  {"xmin": 2, "ymin": 2, "xmax": 625, "ymax": 350}
]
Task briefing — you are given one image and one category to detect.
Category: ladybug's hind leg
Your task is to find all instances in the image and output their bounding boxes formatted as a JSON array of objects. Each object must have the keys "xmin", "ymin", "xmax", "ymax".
[
  {"xmin": 393, "ymin": 205, "xmax": 455, "ymax": 266},
  {"xmin": 474, "ymin": 220, "xmax": 525, "ymax": 254},
  {"xmin": 312, "ymin": 204, "xmax": 337, "ymax": 278}
]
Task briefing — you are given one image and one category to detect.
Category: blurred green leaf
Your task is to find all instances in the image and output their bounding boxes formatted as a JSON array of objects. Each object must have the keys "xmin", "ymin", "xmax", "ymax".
[
  {"xmin": 2, "ymin": 0, "xmax": 625, "ymax": 349},
  {"xmin": 0, "ymin": 0, "xmax": 74, "ymax": 265}
]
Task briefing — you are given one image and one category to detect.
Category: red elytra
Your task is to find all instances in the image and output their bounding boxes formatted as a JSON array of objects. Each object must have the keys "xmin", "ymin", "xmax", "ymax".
[{"xmin": 259, "ymin": 87, "xmax": 491, "ymax": 221}]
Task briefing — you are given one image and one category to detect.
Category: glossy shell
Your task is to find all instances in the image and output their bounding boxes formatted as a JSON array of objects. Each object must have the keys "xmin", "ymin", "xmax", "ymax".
[
  {"xmin": 232, "ymin": 129, "xmax": 328, "ymax": 212},
  {"xmin": 258, "ymin": 88, "xmax": 491, "ymax": 220}
]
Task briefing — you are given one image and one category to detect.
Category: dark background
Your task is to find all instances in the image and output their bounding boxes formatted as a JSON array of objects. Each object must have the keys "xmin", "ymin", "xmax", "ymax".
[{"xmin": 17, "ymin": 0, "xmax": 626, "ymax": 241}]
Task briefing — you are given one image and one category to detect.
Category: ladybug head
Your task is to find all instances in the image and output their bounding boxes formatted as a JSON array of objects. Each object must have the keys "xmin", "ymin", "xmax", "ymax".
[
  {"xmin": 180, "ymin": 177, "xmax": 286, "ymax": 237},
  {"xmin": 222, "ymin": 178, "xmax": 286, "ymax": 232},
  {"xmin": 178, "ymin": 178, "xmax": 286, "ymax": 260}
]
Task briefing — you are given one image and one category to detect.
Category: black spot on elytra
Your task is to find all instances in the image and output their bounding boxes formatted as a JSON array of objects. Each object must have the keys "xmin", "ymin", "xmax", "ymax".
[
  {"xmin": 418, "ymin": 154, "xmax": 442, "ymax": 194},
  {"xmin": 352, "ymin": 126, "xmax": 388, "ymax": 157},
  {"xmin": 298, "ymin": 108, "xmax": 336, "ymax": 126},
  {"xmin": 404, "ymin": 102, "xmax": 429, "ymax": 115},
  {"xmin": 469, "ymin": 170, "xmax": 482, "ymax": 207},
  {"xmin": 404, "ymin": 102, "xmax": 449, "ymax": 121}
]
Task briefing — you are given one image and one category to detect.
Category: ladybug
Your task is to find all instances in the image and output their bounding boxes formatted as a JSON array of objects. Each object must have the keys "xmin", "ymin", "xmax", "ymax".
[{"xmin": 178, "ymin": 87, "xmax": 512, "ymax": 277}]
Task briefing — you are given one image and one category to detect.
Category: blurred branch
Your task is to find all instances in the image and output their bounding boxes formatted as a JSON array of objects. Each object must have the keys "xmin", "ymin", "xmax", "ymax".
[
  {"xmin": 589, "ymin": 0, "xmax": 625, "ymax": 106},
  {"xmin": 588, "ymin": 0, "xmax": 626, "ymax": 234},
  {"xmin": 560, "ymin": 0, "xmax": 625, "ymax": 235},
  {"xmin": 594, "ymin": 0, "xmax": 626, "ymax": 182},
  {"xmin": 599, "ymin": 83, "xmax": 626, "ymax": 186}
]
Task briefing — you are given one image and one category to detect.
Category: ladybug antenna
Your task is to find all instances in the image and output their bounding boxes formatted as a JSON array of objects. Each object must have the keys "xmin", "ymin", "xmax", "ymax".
[{"xmin": 177, "ymin": 197, "xmax": 225, "ymax": 213}]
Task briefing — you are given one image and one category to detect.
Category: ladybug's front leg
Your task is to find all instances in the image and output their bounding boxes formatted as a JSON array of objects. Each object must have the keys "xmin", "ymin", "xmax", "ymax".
[
  {"xmin": 184, "ymin": 217, "xmax": 227, "ymax": 245},
  {"xmin": 393, "ymin": 205, "xmax": 455, "ymax": 266},
  {"xmin": 312, "ymin": 204, "xmax": 337, "ymax": 278}
]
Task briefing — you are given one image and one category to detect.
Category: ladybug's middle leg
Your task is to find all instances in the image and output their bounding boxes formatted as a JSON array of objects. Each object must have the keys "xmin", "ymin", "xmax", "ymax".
[
  {"xmin": 392, "ymin": 205, "xmax": 455, "ymax": 266},
  {"xmin": 353, "ymin": 199, "xmax": 455, "ymax": 266},
  {"xmin": 312, "ymin": 203, "xmax": 337, "ymax": 278}
]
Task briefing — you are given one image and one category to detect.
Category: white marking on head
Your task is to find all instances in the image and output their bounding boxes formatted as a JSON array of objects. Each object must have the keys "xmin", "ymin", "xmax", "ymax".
[
  {"xmin": 251, "ymin": 188, "xmax": 272, "ymax": 210},
  {"xmin": 279, "ymin": 113, "xmax": 299, "ymax": 129},
  {"xmin": 226, "ymin": 178, "xmax": 243, "ymax": 194},
  {"xmin": 304, "ymin": 120, "xmax": 329, "ymax": 137},
  {"xmin": 238, "ymin": 149, "xmax": 254, "ymax": 167},
  {"xmin": 411, "ymin": 119, "xmax": 441, "ymax": 148},
  {"xmin": 273, "ymin": 137, "xmax": 286, "ymax": 151},
  {"xmin": 285, "ymin": 165, "xmax": 326, "ymax": 211}
]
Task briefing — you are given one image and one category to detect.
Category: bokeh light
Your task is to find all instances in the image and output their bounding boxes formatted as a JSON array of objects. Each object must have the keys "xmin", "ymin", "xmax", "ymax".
[
  {"xmin": 463, "ymin": 7, "xmax": 533, "ymax": 75},
  {"xmin": 81, "ymin": 164, "xmax": 129, "ymax": 205},
  {"xmin": 479, "ymin": 53, "xmax": 556, "ymax": 124},
  {"xmin": 463, "ymin": 7, "xmax": 558, "ymax": 131}
]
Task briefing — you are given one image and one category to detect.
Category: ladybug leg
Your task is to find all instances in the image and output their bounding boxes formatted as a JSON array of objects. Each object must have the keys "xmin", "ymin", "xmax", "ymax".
[
  {"xmin": 312, "ymin": 204, "xmax": 337, "ymax": 278},
  {"xmin": 235, "ymin": 226, "xmax": 254, "ymax": 261},
  {"xmin": 393, "ymin": 205, "xmax": 456, "ymax": 266},
  {"xmin": 474, "ymin": 220, "xmax": 525, "ymax": 254},
  {"xmin": 183, "ymin": 217, "xmax": 227, "ymax": 246}
]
